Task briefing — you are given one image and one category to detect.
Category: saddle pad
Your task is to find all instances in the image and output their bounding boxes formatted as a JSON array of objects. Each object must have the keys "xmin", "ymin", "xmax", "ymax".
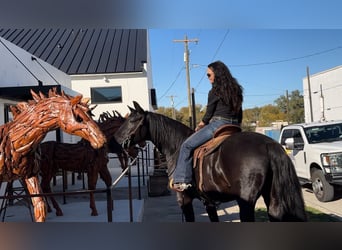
[{"xmin": 193, "ymin": 124, "xmax": 241, "ymax": 192}]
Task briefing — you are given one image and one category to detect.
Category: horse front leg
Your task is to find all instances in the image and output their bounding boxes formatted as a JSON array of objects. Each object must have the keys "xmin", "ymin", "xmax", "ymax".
[
  {"xmin": 204, "ymin": 202, "xmax": 219, "ymax": 222},
  {"xmin": 176, "ymin": 192, "xmax": 195, "ymax": 222},
  {"xmin": 25, "ymin": 176, "xmax": 47, "ymax": 222}
]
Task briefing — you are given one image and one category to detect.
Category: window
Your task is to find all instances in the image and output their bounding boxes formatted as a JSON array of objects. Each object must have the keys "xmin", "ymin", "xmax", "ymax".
[{"xmin": 90, "ymin": 86, "xmax": 122, "ymax": 104}]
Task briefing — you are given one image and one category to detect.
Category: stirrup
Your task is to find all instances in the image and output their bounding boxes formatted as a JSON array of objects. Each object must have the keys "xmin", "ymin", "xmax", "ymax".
[{"xmin": 169, "ymin": 179, "xmax": 192, "ymax": 192}]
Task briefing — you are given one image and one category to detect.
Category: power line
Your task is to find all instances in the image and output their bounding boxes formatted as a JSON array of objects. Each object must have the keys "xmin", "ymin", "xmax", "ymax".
[
  {"xmin": 230, "ymin": 46, "xmax": 342, "ymax": 67},
  {"xmin": 195, "ymin": 30, "xmax": 230, "ymax": 90},
  {"xmin": 210, "ymin": 30, "xmax": 230, "ymax": 61},
  {"xmin": 157, "ymin": 66, "xmax": 184, "ymax": 101}
]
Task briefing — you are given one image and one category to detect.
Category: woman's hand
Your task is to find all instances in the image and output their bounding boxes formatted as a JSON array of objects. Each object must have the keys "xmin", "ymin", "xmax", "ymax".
[{"xmin": 195, "ymin": 121, "xmax": 206, "ymax": 131}]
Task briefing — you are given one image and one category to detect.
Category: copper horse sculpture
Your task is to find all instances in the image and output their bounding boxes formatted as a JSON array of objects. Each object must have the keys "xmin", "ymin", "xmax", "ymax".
[
  {"xmin": 115, "ymin": 101, "xmax": 307, "ymax": 222},
  {"xmin": 1, "ymin": 88, "xmax": 106, "ymax": 222},
  {"xmin": 39, "ymin": 111, "xmax": 139, "ymax": 217}
]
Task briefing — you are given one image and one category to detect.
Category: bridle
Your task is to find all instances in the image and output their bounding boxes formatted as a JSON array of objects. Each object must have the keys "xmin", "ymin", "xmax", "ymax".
[{"xmin": 121, "ymin": 116, "xmax": 145, "ymax": 150}]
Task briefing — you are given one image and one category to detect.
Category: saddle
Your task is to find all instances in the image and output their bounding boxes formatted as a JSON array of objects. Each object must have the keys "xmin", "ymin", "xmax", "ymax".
[{"xmin": 193, "ymin": 124, "xmax": 241, "ymax": 191}]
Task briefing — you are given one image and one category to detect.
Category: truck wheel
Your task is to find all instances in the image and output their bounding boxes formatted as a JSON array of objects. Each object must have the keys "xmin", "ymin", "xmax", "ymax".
[{"xmin": 311, "ymin": 169, "xmax": 335, "ymax": 202}]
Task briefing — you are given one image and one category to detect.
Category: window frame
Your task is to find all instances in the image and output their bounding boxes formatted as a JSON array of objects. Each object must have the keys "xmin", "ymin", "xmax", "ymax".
[{"xmin": 90, "ymin": 86, "xmax": 123, "ymax": 104}]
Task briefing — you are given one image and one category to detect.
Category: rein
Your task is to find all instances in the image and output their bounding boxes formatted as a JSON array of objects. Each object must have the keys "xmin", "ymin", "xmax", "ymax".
[{"xmin": 121, "ymin": 117, "xmax": 145, "ymax": 149}]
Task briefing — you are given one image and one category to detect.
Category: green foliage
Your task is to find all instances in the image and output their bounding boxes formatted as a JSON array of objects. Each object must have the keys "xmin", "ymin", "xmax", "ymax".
[
  {"xmin": 274, "ymin": 90, "xmax": 304, "ymax": 124},
  {"xmin": 255, "ymin": 207, "xmax": 340, "ymax": 222}
]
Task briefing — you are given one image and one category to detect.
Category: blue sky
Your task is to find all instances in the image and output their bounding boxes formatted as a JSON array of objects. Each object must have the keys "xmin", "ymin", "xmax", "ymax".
[
  {"xmin": 2, "ymin": 0, "xmax": 342, "ymax": 110},
  {"xmin": 149, "ymin": 29, "xmax": 342, "ymax": 109}
]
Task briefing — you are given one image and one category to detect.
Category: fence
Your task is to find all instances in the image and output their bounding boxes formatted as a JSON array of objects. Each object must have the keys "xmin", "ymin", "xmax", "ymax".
[{"xmin": 0, "ymin": 143, "xmax": 152, "ymax": 222}]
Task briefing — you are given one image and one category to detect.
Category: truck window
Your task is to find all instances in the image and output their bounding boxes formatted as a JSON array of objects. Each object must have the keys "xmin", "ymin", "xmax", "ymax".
[
  {"xmin": 305, "ymin": 123, "xmax": 342, "ymax": 143},
  {"xmin": 280, "ymin": 129, "xmax": 293, "ymax": 145},
  {"xmin": 293, "ymin": 130, "xmax": 304, "ymax": 149}
]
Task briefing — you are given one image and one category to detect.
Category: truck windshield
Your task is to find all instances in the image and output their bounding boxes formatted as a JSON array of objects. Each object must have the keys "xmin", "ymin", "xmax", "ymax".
[{"xmin": 305, "ymin": 123, "xmax": 342, "ymax": 143}]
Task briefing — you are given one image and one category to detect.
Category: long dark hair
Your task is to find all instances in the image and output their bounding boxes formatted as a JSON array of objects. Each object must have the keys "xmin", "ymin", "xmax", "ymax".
[{"xmin": 208, "ymin": 61, "xmax": 243, "ymax": 113}]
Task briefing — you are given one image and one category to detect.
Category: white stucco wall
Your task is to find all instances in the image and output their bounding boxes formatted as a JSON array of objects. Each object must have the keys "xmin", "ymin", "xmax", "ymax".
[
  {"xmin": 303, "ymin": 65, "xmax": 342, "ymax": 123},
  {"xmin": 71, "ymin": 70, "xmax": 152, "ymax": 119}
]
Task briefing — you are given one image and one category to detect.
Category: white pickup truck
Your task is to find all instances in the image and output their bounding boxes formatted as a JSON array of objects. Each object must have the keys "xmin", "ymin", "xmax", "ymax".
[{"xmin": 279, "ymin": 120, "xmax": 342, "ymax": 202}]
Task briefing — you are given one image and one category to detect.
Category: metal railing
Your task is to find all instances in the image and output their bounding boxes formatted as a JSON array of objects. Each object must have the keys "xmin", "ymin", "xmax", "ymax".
[{"xmin": 0, "ymin": 143, "xmax": 153, "ymax": 222}]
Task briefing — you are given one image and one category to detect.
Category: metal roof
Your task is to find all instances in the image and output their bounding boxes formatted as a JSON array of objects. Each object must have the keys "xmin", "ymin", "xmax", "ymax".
[{"xmin": 0, "ymin": 28, "xmax": 147, "ymax": 75}]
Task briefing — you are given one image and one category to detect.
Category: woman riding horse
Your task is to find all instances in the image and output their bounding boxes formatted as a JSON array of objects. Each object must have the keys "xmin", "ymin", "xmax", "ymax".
[{"xmin": 171, "ymin": 61, "xmax": 243, "ymax": 192}]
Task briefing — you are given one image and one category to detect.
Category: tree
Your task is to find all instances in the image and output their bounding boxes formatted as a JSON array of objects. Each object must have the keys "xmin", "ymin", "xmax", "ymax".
[
  {"xmin": 258, "ymin": 104, "xmax": 286, "ymax": 127},
  {"xmin": 242, "ymin": 107, "xmax": 260, "ymax": 131},
  {"xmin": 274, "ymin": 90, "xmax": 304, "ymax": 124}
]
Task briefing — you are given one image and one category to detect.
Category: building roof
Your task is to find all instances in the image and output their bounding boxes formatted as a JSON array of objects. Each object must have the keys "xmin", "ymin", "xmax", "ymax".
[{"xmin": 0, "ymin": 28, "xmax": 147, "ymax": 75}]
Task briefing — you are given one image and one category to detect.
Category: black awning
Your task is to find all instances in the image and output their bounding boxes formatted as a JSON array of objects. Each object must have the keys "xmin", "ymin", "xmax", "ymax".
[{"xmin": 0, "ymin": 85, "xmax": 61, "ymax": 101}]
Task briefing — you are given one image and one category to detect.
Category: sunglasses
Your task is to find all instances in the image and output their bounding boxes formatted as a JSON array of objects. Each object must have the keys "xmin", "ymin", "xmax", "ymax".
[{"xmin": 206, "ymin": 73, "xmax": 211, "ymax": 78}]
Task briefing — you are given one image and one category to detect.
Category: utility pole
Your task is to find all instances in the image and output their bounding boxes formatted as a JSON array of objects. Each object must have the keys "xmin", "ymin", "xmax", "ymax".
[
  {"xmin": 173, "ymin": 35, "xmax": 199, "ymax": 129},
  {"xmin": 306, "ymin": 66, "xmax": 314, "ymax": 122},
  {"xmin": 286, "ymin": 90, "xmax": 290, "ymax": 123},
  {"xmin": 319, "ymin": 84, "xmax": 325, "ymax": 121},
  {"xmin": 167, "ymin": 95, "xmax": 177, "ymax": 119}
]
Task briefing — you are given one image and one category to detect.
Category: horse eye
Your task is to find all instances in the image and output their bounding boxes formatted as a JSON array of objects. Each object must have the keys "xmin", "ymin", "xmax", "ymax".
[{"xmin": 76, "ymin": 115, "xmax": 83, "ymax": 122}]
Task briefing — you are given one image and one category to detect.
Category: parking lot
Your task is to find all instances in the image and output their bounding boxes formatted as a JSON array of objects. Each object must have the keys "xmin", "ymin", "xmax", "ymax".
[
  {"xmin": 300, "ymin": 185, "xmax": 342, "ymax": 220},
  {"xmin": 142, "ymin": 185, "xmax": 342, "ymax": 222}
]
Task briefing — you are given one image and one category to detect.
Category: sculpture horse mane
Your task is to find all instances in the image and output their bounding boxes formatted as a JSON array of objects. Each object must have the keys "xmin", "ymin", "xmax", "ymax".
[
  {"xmin": 39, "ymin": 110, "xmax": 139, "ymax": 217},
  {"xmin": 1, "ymin": 87, "xmax": 106, "ymax": 222}
]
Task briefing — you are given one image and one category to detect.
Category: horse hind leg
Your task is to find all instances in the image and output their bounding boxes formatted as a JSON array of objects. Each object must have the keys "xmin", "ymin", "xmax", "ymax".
[
  {"xmin": 41, "ymin": 177, "xmax": 63, "ymax": 216},
  {"xmin": 88, "ymin": 171, "xmax": 99, "ymax": 216},
  {"xmin": 236, "ymin": 198, "xmax": 256, "ymax": 222},
  {"xmin": 25, "ymin": 176, "xmax": 47, "ymax": 222}
]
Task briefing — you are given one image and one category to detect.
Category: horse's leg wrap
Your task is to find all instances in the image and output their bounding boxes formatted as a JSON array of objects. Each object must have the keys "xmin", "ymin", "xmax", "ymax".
[{"xmin": 25, "ymin": 176, "xmax": 47, "ymax": 222}]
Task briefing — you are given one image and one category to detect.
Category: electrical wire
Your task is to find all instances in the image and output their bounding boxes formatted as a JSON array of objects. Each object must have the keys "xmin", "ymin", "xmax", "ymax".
[
  {"xmin": 230, "ymin": 46, "xmax": 342, "ymax": 67},
  {"xmin": 195, "ymin": 30, "xmax": 230, "ymax": 90},
  {"xmin": 157, "ymin": 66, "xmax": 184, "ymax": 101}
]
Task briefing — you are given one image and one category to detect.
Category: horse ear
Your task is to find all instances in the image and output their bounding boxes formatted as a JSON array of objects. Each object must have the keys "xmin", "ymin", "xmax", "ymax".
[
  {"xmin": 133, "ymin": 101, "xmax": 145, "ymax": 114},
  {"xmin": 128, "ymin": 105, "xmax": 135, "ymax": 113},
  {"xmin": 71, "ymin": 95, "xmax": 82, "ymax": 105}
]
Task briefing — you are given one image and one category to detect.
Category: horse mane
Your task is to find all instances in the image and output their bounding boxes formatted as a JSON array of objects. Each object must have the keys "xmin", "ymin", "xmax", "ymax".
[
  {"xmin": 146, "ymin": 111, "xmax": 193, "ymax": 156},
  {"xmin": 98, "ymin": 110, "xmax": 123, "ymax": 123},
  {"xmin": 10, "ymin": 87, "xmax": 88, "ymax": 117},
  {"xmin": 97, "ymin": 110, "xmax": 125, "ymax": 139}
]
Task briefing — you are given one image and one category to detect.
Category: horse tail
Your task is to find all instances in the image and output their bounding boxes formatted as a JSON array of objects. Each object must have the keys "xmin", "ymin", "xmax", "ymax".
[{"xmin": 266, "ymin": 142, "xmax": 307, "ymax": 221}]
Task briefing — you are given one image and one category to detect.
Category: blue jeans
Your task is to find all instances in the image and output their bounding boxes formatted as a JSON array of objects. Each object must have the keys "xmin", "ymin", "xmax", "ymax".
[{"xmin": 172, "ymin": 117, "xmax": 239, "ymax": 184}]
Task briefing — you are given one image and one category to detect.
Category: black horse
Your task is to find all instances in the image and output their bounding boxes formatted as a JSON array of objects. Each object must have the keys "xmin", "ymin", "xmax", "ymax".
[{"xmin": 115, "ymin": 101, "xmax": 307, "ymax": 222}]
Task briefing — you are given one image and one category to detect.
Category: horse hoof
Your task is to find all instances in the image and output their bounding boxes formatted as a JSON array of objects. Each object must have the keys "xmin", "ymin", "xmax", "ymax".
[
  {"xmin": 56, "ymin": 211, "xmax": 63, "ymax": 216},
  {"xmin": 91, "ymin": 211, "xmax": 98, "ymax": 216}
]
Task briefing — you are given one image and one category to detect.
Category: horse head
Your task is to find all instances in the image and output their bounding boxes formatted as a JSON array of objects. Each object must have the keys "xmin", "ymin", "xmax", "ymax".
[
  {"xmin": 114, "ymin": 101, "xmax": 148, "ymax": 149},
  {"xmin": 31, "ymin": 88, "xmax": 106, "ymax": 149}
]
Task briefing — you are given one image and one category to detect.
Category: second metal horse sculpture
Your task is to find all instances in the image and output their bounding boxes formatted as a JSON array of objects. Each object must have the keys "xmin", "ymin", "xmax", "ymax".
[
  {"xmin": 39, "ymin": 111, "xmax": 140, "ymax": 217},
  {"xmin": 1, "ymin": 88, "xmax": 106, "ymax": 222}
]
